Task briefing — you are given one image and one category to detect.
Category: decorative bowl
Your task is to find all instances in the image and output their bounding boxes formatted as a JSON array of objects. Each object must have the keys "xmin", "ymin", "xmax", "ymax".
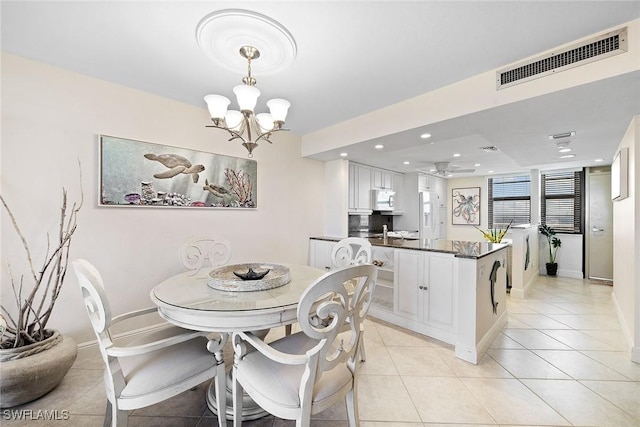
[{"xmin": 208, "ymin": 263, "xmax": 290, "ymax": 292}]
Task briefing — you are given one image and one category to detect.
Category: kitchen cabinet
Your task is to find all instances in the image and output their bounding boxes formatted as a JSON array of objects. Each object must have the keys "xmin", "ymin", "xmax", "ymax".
[
  {"xmin": 418, "ymin": 173, "xmax": 433, "ymax": 191},
  {"xmin": 392, "ymin": 172, "xmax": 404, "ymax": 213},
  {"xmin": 434, "ymin": 176, "xmax": 447, "ymax": 208},
  {"xmin": 348, "ymin": 163, "xmax": 373, "ymax": 214},
  {"xmin": 308, "ymin": 239, "xmax": 335, "ymax": 271},
  {"xmin": 394, "ymin": 249, "xmax": 456, "ymax": 332},
  {"xmin": 372, "ymin": 169, "xmax": 393, "ymax": 190}
]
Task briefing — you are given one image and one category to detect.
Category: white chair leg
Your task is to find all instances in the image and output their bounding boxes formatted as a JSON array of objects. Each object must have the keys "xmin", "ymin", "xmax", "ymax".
[
  {"xmin": 214, "ymin": 360, "xmax": 226, "ymax": 427},
  {"xmin": 108, "ymin": 401, "xmax": 127, "ymax": 427},
  {"xmin": 232, "ymin": 368, "xmax": 243, "ymax": 427},
  {"xmin": 358, "ymin": 336, "xmax": 366, "ymax": 362},
  {"xmin": 345, "ymin": 387, "xmax": 359, "ymax": 427},
  {"xmin": 103, "ymin": 402, "xmax": 112, "ymax": 427}
]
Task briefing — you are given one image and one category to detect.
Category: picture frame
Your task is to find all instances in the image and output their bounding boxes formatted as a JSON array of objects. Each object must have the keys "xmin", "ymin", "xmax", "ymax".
[
  {"xmin": 452, "ymin": 187, "xmax": 480, "ymax": 225},
  {"xmin": 611, "ymin": 147, "xmax": 628, "ymax": 201},
  {"xmin": 99, "ymin": 135, "xmax": 257, "ymax": 208}
]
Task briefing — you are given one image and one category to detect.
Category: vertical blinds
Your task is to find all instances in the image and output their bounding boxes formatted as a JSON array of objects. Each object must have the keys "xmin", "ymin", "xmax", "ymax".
[
  {"xmin": 488, "ymin": 175, "xmax": 531, "ymax": 228},
  {"xmin": 541, "ymin": 170, "xmax": 583, "ymax": 233}
]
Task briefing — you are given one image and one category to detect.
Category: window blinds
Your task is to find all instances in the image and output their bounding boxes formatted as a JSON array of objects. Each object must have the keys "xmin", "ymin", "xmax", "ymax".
[
  {"xmin": 488, "ymin": 175, "xmax": 531, "ymax": 228},
  {"xmin": 541, "ymin": 170, "xmax": 583, "ymax": 233}
]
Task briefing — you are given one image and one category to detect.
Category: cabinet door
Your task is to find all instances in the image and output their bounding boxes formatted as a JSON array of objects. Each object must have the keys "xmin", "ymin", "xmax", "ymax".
[
  {"xmin": 419, "ymin": 173, "xmax": 433, "ymax": 191},
  {"xmin": 423, "ymin": 253, "xmax": 456, "ymax": 329},
  {"xmin": 357, "ymin": 165, "xmax": 372, "ymax": 210},
  {"xmin": 383, "ymin": 171, "xmax": 393, "ymax": 189},
  {"xmin": 392, "ymin": 172, "xmax": 404, "ymax": 213},
  {"xmin": 433, "ymin": 176, "xmax": 447, "ymax": 208},
  {"xmin": 394, "ymin": 250, "xmax": 423, "ymax": 320},
  {"xmin": 372, "ymin": 169, "xmax": 383, "ymax": 190},
  {"xmin": 348, "ymin": 163, "xmax": 357, "ymax": 210},
  {"xmin": 309, "ymin": 240, "xmax": 334, "ymax": 271}
]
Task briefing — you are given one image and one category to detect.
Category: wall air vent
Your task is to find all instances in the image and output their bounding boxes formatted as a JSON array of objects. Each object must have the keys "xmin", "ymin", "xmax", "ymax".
[{"xmin": 497, "ymin": 27, "xmax": 627, "ymax": 90}]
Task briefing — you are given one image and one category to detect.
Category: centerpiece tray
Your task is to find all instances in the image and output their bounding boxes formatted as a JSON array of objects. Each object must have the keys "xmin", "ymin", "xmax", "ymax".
[{"xmin": 207, "ymin": 263, "xmax": 291, "ymax": 292}]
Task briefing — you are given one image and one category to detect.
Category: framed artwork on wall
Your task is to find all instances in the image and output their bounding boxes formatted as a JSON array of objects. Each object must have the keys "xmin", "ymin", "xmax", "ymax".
[
  {"xmin": 452, "ymin": 187, "xmax": 480, "ymax": 225},
  {"xmin": 611, "ymin": 147, "xmax": 628, "ymax": 201},
  {"xmin": 99, "ymin": 135, "xmax": 257, "ymax": 208}
]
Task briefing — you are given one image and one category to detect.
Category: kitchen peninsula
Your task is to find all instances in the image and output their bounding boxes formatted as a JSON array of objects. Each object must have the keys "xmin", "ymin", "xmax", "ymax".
[{"xmin": 309, "ymin": 236, "xmax": 509, "ymax": 364}]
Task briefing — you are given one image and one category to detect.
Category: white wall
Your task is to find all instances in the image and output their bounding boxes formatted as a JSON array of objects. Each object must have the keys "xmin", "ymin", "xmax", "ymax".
[
  {"xmin": 0, "ymin": 53, "xmax": 326, "ymax": 344},
  {"xmin": 446, "ymin": 176, "xmax": 488, "ymax": 242},
  {"xmin": 324, "ymin": 159, "xmax": 349, "ymax": 237},
  {"xmin": 611, "ymin": 115, "xmax": 639, "ymax": 362},
  {"xmin": 539, "ymin": 233, "xmax": 583, "ymax": 279}
]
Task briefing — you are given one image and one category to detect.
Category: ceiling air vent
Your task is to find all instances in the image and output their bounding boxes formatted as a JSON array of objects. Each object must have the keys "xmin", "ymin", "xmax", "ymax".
[
  {"xmin": 480, "ymin": 146, "xmax": 499, "ymax": 152},
  {"xmin": 497, "ymin": 27, "xmax": 627, "ymax": 90}
]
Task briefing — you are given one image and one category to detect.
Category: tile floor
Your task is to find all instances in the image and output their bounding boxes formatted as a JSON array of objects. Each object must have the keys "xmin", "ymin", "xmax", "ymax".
[{"xmin": 4, "ymin": 275, "xmax": 640, "ymax": 426}]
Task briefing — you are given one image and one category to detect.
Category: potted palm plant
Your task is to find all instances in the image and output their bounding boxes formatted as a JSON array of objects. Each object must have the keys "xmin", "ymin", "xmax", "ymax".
[
  {"xmin": 539, "ymin": 224, "xmax": 562, "ymax": 276},
  {"xmin": 0, "ymin": 167, "xmax": 82, "ymax": 407}
]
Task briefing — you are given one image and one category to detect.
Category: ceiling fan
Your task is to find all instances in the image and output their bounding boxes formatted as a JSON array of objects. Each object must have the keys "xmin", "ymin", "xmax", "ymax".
[{"xmin": 427, "ymin": 161, "xmax": 476, "ymax": 176}]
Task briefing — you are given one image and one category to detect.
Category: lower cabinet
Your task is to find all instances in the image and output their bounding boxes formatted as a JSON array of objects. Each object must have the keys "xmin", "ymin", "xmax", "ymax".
[
  {"xmin": 308, "ymin": 239, "xmax": 335, "ymax": 271},
  {"xmin": 394, "ymin": 249, "xmax": 456, "ymax": 333}
]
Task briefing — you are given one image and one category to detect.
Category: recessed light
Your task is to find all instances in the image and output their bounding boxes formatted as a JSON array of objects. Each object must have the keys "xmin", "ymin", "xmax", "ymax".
[
  {"xmin": 558, "ymin": 148, "xmax": 572, "ymax": 153},
  {"xmin": 420, "ymin": 133, "xmax": 431, "ymax": 139},
  {"xmin": 595, "ymin": 158, "xmax": 604, "ymax": 162},
  {"xmin": 446, "ymin": 174, "xmax": 453, "ymax": 177},
  {"xmin": 560, "ymin": 154, "xmax": 575, "ymax": 159},
  {"xmin": 429, "ymin": 169, "xmax": 436, "ymax": 173},
  {"xmin": 374, "ymin": 144, "xmax": 384, "ymax": 149},
  {"xmin": 474, "ymin": 163, "xmax": 481, "ymax": 167},
  {"xmin": 403, "ymin": 161, "xmax": 410, "ymax": 165},
  {"xmin": 488, "ymin": 170, "xmax": 494, "ymax": 173},
  {"xmin": 339, "ymin": 152, "xmax": 348, "ymax": 157},
  {"xmin": 548, "ymin": 131, "xmax": 576, "ymax": 140},
  {"xmin": 453, "ymin": 153, "xmax": 461, "ymax": 157}
]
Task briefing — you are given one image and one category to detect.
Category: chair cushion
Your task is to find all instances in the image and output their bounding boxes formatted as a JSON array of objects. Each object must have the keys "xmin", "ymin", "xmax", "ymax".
[
  {"xmin": 113, "ymin": 335, "xmax": 217, "ymax": 400},
  {"xmin": 235, "ymin": 332, "xmax": 353, "ymax": 410}
]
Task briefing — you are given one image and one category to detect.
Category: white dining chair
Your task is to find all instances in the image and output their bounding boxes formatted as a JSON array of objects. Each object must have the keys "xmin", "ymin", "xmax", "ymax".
[
  {"xmin": 73, "ymin": 259, "xmax": 223, "ymax": 427},
  {"xmin": 330, "ymin": 237, "xmax": 372, "ymax": 269},
  {"xmin": 330, "ymin": 237, "xmax": 373, "ymax": 361},
  {"xmin": 178, "ymin": 235, "xmax": 232, "ymax": 273},
  {"xmin": 231, "ymin": 264, "xmax": 377, "ymax": 427}
]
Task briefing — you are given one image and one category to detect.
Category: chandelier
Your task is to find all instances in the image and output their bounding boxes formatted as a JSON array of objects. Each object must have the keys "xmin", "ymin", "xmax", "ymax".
[{"xmin": 204, "ymin": 45, "xmax": 291, "ymax": 157}]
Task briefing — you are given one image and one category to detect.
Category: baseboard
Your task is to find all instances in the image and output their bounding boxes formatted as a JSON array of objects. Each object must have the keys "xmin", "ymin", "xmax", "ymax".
[
  {"xmin": 455, "ymin": 310, "xmax": 508, "ymax": 364},
  {"xmin": 77, "ymin": 322, "xmax": 174, "ymax": 349}
]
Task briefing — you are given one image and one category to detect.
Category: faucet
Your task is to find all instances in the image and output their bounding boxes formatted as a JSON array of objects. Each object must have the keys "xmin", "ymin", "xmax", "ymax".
[{"xmin": 383, "ymin": 224, "xmax": 388, "ymax": 239}]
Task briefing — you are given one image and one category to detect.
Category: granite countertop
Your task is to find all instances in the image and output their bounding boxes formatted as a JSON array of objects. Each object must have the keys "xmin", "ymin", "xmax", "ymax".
[{"xmin": 311, "ymin": 236, "xmax": 509, "ymax": 259}]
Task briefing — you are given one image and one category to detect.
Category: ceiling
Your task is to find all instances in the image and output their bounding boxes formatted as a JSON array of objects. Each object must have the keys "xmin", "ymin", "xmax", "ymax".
[{"xmin": 2, "ymin": 1, "xmax": 640, "ymax": 177}]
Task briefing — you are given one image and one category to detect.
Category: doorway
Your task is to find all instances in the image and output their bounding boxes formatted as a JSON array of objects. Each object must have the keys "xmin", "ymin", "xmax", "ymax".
[{"xmin": 586, "ymin": 167, "xmax": 613, "ymax": 281}]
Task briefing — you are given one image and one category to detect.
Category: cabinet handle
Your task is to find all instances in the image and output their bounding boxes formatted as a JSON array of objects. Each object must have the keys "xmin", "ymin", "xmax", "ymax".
[
  {"xmin": 418, "ymin": 286, "xmax": 424, "ymax": 290},
  {"xmin": 325, "ymin": 266, "xmax": 331, "ymax": 271},
  {"xmin": 419, "ymin": 285, "xmax": 428, "ymax": 290}
]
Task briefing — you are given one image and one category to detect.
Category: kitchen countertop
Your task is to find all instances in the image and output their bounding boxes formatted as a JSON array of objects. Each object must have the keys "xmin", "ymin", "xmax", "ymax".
[{"xmin": 311, "ymin": 236, "xmax": 509, "ymax": 259}]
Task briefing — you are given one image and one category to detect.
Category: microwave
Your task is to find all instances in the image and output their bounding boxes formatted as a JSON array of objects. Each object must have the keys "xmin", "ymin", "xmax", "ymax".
[{"xmin": 371, "ymin": 190, "xmax": 395, "ymax": 211}]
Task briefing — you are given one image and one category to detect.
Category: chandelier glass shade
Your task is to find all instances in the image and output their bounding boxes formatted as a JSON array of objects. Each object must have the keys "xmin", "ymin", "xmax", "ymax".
[{"xmin": 204, "ymin": 45, "xmax": 290, "ymax": 157}]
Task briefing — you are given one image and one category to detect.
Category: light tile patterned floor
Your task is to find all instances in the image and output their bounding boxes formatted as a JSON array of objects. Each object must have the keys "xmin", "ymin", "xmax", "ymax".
[{"xmin": 4, "ymin": 275, "xmax": 640, "ymax": 426}]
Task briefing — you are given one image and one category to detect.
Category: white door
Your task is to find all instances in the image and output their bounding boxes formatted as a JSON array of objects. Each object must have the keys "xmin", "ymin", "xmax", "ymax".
[{"xmin": 588, "ymin": 172, "xmax": 613, "ymax": 281}]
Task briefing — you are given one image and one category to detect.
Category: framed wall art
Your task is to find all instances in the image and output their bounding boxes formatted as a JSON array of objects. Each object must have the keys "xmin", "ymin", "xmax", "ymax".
[
  {"xmin": 99, "ymin": 135, "xmax": 257, "ymax": 208},
  {"xmin": 452, "ymin": 187, "xmax": 480, "ymax": 225}
]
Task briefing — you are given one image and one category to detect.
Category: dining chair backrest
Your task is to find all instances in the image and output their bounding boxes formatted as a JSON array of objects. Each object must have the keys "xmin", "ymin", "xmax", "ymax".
[
  {"xmin": 74, "ymin": 259, "xmax": 114, "ymax": 356},
  {"xmin": 330, "ymin": 237, "xmax": 372, "ymax": 269},
  {"xmin": 297, "ymin": 263, "xmax": 377, "ymax": 382},
  {"xmin": 178, "ymin": 235, "xmax": 232, "ymax": 272}
]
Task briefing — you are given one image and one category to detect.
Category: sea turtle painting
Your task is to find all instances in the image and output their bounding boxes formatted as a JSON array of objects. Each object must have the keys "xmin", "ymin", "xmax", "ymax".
[{"xmin": 144, "ymin": 153, "xmax": 205, "ymax": 183}]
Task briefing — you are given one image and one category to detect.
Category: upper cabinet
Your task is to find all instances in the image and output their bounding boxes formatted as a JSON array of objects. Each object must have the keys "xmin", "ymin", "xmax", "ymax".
[
  {"xmin": 348, "ymin": 163, "xmax": 373, "ymax": 214},
  {"xmin": 392, "ymin": 172, "xmax": 404, "ymax": 214},
  {"xmin": 372, "ymin": 169, "xmax": 393, "ymax": 190},
  {"xmin": 349, "ymin": 162, "xmax": 404, "ymax": 215},
  {"xmin": 418, "ymin": 173, "xmax": 447, "ymax": 208}
]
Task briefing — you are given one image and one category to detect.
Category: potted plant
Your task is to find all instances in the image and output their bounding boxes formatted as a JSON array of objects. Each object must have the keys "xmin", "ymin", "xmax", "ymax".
[
  {"xmin": 474, "ymin": 220, "xmax": 513, "ymax": 243},
  {"xmin": 0, "ymin": 168, "xmax": 82, "ymax": 407},
  {"xmin": 539, "ymin": 224, "xmax": 562, "ymax": 276}
]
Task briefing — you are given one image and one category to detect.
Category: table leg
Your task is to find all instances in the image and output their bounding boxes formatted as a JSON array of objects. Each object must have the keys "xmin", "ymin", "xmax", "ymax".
[{"xmin": 205, "ymin": 329, "xmax": 271, "ymax": 422}]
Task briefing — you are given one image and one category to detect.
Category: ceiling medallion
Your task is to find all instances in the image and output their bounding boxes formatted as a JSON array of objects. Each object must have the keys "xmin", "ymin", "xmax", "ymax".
[{"xmin": 196, "ymin": 9, "xmax": 297, "ymax": 75}]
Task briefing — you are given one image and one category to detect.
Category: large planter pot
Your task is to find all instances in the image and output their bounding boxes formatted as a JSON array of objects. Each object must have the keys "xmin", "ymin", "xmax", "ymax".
[
  {"xmin": 0, "ymin": 330, "xmax": 77, "ymax": 408},
  {"xmin": 545, "ymin": 262, "xmax": 558, "ymax": 276}
]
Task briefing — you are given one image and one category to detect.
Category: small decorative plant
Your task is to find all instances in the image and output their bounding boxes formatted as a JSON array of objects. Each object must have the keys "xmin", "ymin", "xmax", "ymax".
[
  {"xmin": 0, "ymin": 166, "xmax": 82, "ymax": 349},
  {"xmin": 474, "ymin": 220, "xmax": 513, "ymax": 243},
  {"xmin": 539, "ymin": 224, "xmax": 562, "ymax": 264}
]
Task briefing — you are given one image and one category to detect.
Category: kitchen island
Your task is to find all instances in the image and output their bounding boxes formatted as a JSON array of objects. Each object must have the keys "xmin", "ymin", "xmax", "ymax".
[{"xmin": 309, "ymin": 236, "xmax": 509, "ymax": 364}]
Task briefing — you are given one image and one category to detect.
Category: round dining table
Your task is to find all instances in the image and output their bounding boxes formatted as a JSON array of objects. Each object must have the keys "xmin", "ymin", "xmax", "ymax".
[{"xmin": 150, "ymin": 263, "xmax": 325, "ymax": 426}]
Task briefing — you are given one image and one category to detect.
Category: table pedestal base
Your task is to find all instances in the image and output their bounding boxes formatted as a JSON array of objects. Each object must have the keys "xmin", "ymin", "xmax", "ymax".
[{"xmin": 206, "ymin": 370, "xmax": 268, "ymax": 420}]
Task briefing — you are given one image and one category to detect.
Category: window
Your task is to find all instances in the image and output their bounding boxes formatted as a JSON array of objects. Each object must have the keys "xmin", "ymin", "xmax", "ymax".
[
  {"xmin": 541, "ymin": 170, "xmax": 583, "ymax": 233},
  {"xmin": 488, "ymin": 175, "xmax": 531, "ymax": 228}
]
